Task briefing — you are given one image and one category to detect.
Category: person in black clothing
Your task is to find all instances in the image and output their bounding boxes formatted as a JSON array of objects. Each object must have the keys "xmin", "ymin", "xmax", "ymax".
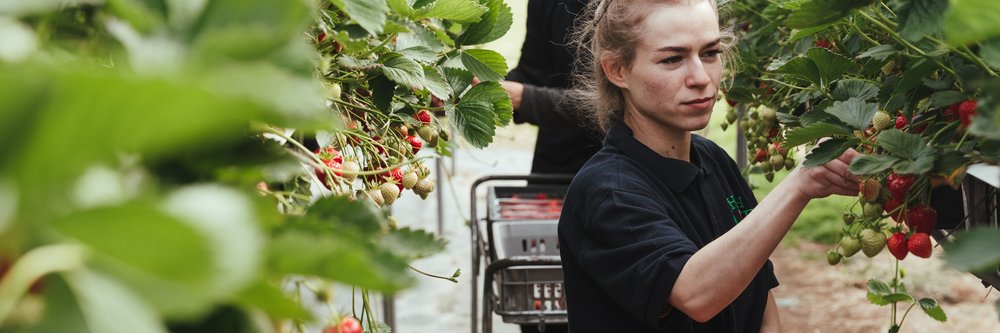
[
  {"xmin": 502, "ymin": 0, "xmax": 601, "ymax": 177},
  {"xmin": 558, "ymin": 0, "xmax": 862, "ymax": 332}
]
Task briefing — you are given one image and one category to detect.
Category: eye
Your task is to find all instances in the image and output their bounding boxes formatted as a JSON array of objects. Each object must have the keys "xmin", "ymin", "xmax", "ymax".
[
  {"xmin": 659, "ymin": 56, "xmax": 683, "ymax": 65},
  {"xmin": 701, "ymin": 49, "xmax": 722, "ymax": 59}
]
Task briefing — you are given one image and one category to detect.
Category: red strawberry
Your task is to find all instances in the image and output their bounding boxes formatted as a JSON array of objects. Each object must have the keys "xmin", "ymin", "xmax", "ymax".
[
  {"xmin": 415, "ymin": 109, "xmax": 433, "ymax": 124},
  {"xmin": 907, "ymin": 232, "xmax": 933, "ymax": 258},
  {"xmin": 754, "ymin": 148, "xmax": 766, "ymax": 163},
  {"xmin": 887, "ymin": 232, "xmax": 908, "ymax": 260},
  {"xmin": 906, "ymin": 204, "xmax": 937, "ymax": 234},
  {"xmin": 957, "ymin": 99, "xmax": 977, "ymax": 128},
  {"xmin": 385, "ymin": 167, "xmax": 404, "ymax": 192},
  {"xmin": 766, "ymin": 127, "xmax": 780, "ymax": 138},
  {"xmin": 323, "ymin": 317, "xmax": 362, "ymax": 333},
  {"xmin": 406, "ymin": 135, "xmax": 423, "ymax": 154},
  {"xmin": 315, "ymin": 159, "xmax": 342, "ymax": 189},
  {"xmin": 771, "ymin": 142, "xmax": 787, "ymax": 155},
  {"xmin": 895, "ymin": 115, "xmax": 907, "ymax": 129},
  {"xmin": 883, "ymin": 197, "xmax": 906, "ymax": 222},
  {"xmin": 886, "ymin": 173, "xmax": 915, "ymax": 200},
  {"xmin": 815, "ymin": 39, "xmax": 832, "ymax": 49},
  {"xmin": 726, "ymin": 98, "xmax": 738, "ymax": 107},
  {"xmin": 314, "ymin": 146, "xmax": 343, "ymax": 164},
  {"xmin": 758, "ymin": 82, "xmax": 775, "ymax": 95}
]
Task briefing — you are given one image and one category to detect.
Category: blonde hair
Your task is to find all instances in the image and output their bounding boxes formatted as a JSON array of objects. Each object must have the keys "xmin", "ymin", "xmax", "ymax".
[{"xmin": 569, "ymin": 0, "xmax": 737, "ymax": 133}]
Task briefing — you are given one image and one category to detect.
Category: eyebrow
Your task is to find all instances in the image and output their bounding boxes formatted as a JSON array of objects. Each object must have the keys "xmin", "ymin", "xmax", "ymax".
[{"xmin": 656, "ymin": 38, "xmax": 721, "ymax": 52}]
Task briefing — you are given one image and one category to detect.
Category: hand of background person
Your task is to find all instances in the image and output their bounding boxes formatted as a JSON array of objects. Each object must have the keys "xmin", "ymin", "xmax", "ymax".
[
  {"xmin": 789, "ymin": 148, "xmax": 862, "ymax": 199},
  {"xmin": 500, "ymin": 80, "xmax": 524, "ymax": 110}
]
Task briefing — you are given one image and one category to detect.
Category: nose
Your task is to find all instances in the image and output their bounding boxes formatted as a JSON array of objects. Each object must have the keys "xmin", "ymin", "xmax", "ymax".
[{"xmin": 685, "ymin": 59, "xmax": 711, "ymax": 88}]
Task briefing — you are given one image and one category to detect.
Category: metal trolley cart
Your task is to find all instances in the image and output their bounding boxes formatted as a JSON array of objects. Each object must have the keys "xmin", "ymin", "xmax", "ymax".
[
  {"xmin": 931, "ymin": 164, "xmax": 1000, "ymax": 289},
  {"xmin": 470, "ymin": 174, "xmax": 574, "ymax": 333}
]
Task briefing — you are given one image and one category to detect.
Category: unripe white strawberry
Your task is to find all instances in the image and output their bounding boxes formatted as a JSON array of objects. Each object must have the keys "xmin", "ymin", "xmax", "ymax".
[{"xmin": 380, "ymin": 182, "xmax": 400, "ymax": 205}]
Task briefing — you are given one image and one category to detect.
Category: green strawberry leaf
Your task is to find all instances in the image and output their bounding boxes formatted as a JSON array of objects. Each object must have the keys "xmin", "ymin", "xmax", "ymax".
[
  {"xmin": 371, "ymin": 75, "xmax": 395, "ymax": 113},
  {"xmin": 306, "ymin": 195, "xmax": 386, "ymax": 236},
  {"xmin": 378, "ymin": 227, "xmax": 447, "ymax": 260},
  {"xmin": 982, "ymin": 38, "xmax": 1000, "ymax": 70},
  {"xmin": 461, "ymin": 81, "xmax": 512, "ymax": 125},
  {"xmin": 807, "ymin": 47, "xmax": 855, "ymax": 86},
  {"xmin": 460, "ymin": 49, "xmax": 507, "ymax": 82},
  {"xmin": 943, "ymin": 0, "xmax": 1000, "ymax": 45},
  {"xmin": 455, "ymin": 0, "xmax": 512, "ymax": 46},
  {"xmin": 783, "ymin": 122, "xmax": 852, "ymax": 147},
  {"xmin": 867, "ymin": 279, "xmax": 892, "ymax": 295},
  {"xmin": 442, "ymin": 67, "xmax": 474, "ymax": 98},
  {"xmin": 943, "ymin": 228, "xmax": 1000, "ymax": 272},
  {"xmin": 398, "ymin": 46, "xmax": 440, "ymax": 64},
  {"xmin": 381, "ymin": 52, "xmax": 425, "ymax": 90},
  {"xmin": 849, "ymin": 154, "xmax": 899, "ymax": 175},
  {"xmin": 803, "ymin": 138, "xmax": 853, "ymax": 168},
  {"xmin": 832, "ymin": 79, "xmax": 879, "ymax": 101},
  {"xmin": 423, "ymin": 65, "xmax": 453, "ymax": 100},
  {"xmin": 876, "ymin": 129, "xmax": 927, "ymax": 160},
  {"xmin": 330, "ymin": 0, "xmax": 388, "ymax": 36},
  {"xmin": 235, "ymin": 280, "xmax": 312, "ymax": 320},
  {"xmin": 893, "ymin": 58, "xmax": 938, "ymax": 97},
  {"xmin": 414, "ymin": 0, "xmax": 488, "ymax": 23},
  {"xmin": 449, "ymin": 101, "xmax": 496, "ymax": 148},
  {"xmin": 856, "ymin": 44, "xmax": 897, "ymax": 61},
  {"xmin": 825, "ymin": 97, "xmax": 878, "ymax": 130},
  {"xmin": 892, "ymin": 153, "xmax": 935, "ymax": 174},
  {"xmin": 397, "ymin": 22, "xmax": 446, "ymax": 53},
  {"xmin": 930, "ymin": 90, "xmax": 966, "ymax": 108},
  {"xmin": 918, "ymin": 298, "xmax": 948, "ymax": 322},
  {"xmin": 386, "ymin": 0, "xmax": 414, "ymax": 17},
  {"xmin": 775, "ymin": 56, "xmax": 820, "ymax": 85},
  {"xmin": 883, "ymin": 293, "xmax": 915, "ymax": 303},
  {"xmin": 786, "ymin": 0, "xmax": 874, "ymax": 29},
  {"xmin": 896, "ymin": 0, "xmax": 947, "ymax": 42}
]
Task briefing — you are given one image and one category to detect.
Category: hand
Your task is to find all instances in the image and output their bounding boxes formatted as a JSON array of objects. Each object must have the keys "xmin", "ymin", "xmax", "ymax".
[
  {"xmin": 500, "ymin": 80, "xmax": 524, "ymax": 110},
  {"xmin": 790, "ymin": 148, "xmax": 861, "ymax": 199}
]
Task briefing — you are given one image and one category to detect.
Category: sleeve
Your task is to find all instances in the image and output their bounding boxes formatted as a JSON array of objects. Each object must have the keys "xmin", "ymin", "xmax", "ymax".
[
  {"xmin": 513, "ymin": 84, "xmax": 586, "ymax": 126},
  {"xmin": 764, "ymin": 260, "xmax": 779, "ymax": 289},
  {"xmin": 574, "ymin": 189, "xmax": 699, "ymax": 328}
]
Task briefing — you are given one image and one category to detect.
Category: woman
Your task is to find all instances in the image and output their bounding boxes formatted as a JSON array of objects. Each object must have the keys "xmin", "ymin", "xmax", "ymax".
[{"xmin": 557, "ymin": 0, "xmax": 861, "ymax": 332}]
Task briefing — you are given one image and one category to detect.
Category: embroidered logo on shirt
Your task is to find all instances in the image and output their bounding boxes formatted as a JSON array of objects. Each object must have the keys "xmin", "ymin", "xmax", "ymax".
[{"xmin": 725, "ymin": 195, "xmax": 752, "ymax": 224}]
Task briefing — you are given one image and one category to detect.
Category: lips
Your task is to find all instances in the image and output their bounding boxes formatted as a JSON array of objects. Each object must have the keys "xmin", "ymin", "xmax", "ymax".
[{"xmin": 682, "ymin": 97, "xmax": 714, "ymax": 105}]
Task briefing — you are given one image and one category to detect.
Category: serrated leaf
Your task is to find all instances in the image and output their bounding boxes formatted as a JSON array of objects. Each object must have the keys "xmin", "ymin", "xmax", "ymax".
[
  {"xmin": 799, "ymin": 108, "xmax": 835, "ymax": 126},
  {"xmin": 443, "ymin": 66, "xmax": 474, "ymax": 97},
  {"xmin": 982, "ymin": 38, "xmax": 1000, "ymax": 70},
  {"xmin": 807, "ymin": 47, "xmax": 855, "ymax": 86},
  {"xmin": 943, "ymin": 0, "xmax": 1000, "ymax": 45},
  {"xmin": 868, "ymin": 279, "xmax": 892, "ymax": 295},
  {"xmin": 789, "ymin": 24, "xmax": 834, "ymax": 43},
  {"xmin": 461, "ymin": 81, "xmax": 512, "ymax": 125},
  {"xmin": 268, "ymin": 229, "xmax": 413, "ymax": 293},
  {"xmin": 423, "ymin": 66, "xmax": 453, "ymax": 100},
  {"xmin": 381, "ymin": 53, "xmax": 424, "ymax": 90},
  {"xmin": 449, "ymin": 101, "xmax": 496, "ymax": 148},
  {"xmin": 396, "ymin": 22, "xmax": 446, "ymax": 52},
  {"xmin": 832, "ymin": 79, "xmax": 879, "ymax": 101},
  {"xmin": 892, "ymin": 153, "xmax": 935, "ymax": 174},
  {"xmin": 804, "ymin": 138, "xmax": 852, "ymax": 167},
  {"xmin": 867, "ymin": 292, "xmax": 888, "ymax": 305},
  {"xmin": 336, "ymin": 55, "xmax": 379, "ymax": 70},
  {"xmin": 897, "ymin": 0, "xmax": 947, "ymax": 41},
  {"xmin": 895, "ymin": 58, "xmax": 937, "ymax": 96},
  {"xmin": 776, "ymin": 56, "xmax": 820, "ymax": 85},
  {"xmin": 930, "ymin": 90, "xmax": 966, "ymax": 108},
  {"xmin": 877, "ymin": 129, "xmax": 928, "ymax": 160},
  {"xmin": 398, "ymin": 46, "xmax": 439, "ymax": 64},
  {"xmin": 856, "ymin": 44, "xmax": 897, "ymax": 60},
  {"xmin": 333, "ymin": 0, "xmax": 388, "ymax": 36},
  {"xmin": 235, "ymin": 280, "xmax": 312, "ymax": 320},
  {"xmin": 786, "ymin": 0, "xmax": 874, "ymax": 29},
  {"xmin": 386, "ymin": 0, "xmax": 413, "ymax": 17},
  {"xmin": 378, "ymin": 227, "xmax": 447, "ymax": 260},
  {"xmin": 883, "ymin": 293, "xmax": 915, "ymax": 303},
  {"xmin": 306, "ymin": 190, "xmax": 387, "ymax": 236},
  {"xmin": 825, "ymin": 97, "xmax": 879, "ymax": 130},
  {"xmin": 918, "ymin": 298, "xmax": 948, "ymax": 321},
  {"xmin": 456, "ymin": 0, "xmax": 512, "ymax": 45},
  {"xmin": 371, "ymin": 75, "xmax": 395, "ymax": 113},
  {"xmin": 415, "ymin": 0, "xmax": 488, "ymax": 22},
  {"xmin": 849, "ymin": 154, "xmax": 899, "ymax": 175},
  {"xmin": 460, "ymin": 49, "xmax": 507, "ymax": 82},
  {"xmin": 943, "ymin": 229, "xmax": 1000, "ymax": 272},
  {"xmin": 784, "ymin": 122, "xmax": 852, "ymax": 147}
]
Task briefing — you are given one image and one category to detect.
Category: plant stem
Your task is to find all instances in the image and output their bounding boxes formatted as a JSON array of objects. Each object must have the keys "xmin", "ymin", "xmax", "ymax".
[
  {"xmin": 408, "ymin": 265, "xmax": 459, "ymax": 283},
  {"xmin": 857, "ymin": 11, "xmax": 960, "ymax": 79}
]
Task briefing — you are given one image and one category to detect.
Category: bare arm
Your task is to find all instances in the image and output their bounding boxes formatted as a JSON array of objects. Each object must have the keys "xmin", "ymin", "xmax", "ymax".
[
  {"xmin": 760, "ymin": 291, "xmax": 781, "ymax": 333},
  {"xmin": 668, "ymin": 150, "xmax": 860, "ymax": 322}
]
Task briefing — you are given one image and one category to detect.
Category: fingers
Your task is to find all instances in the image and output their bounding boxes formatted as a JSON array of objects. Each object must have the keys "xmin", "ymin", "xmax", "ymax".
[
  {"xmin": 824, "ymin": 158, "xmax": 860, "ymax": 186},
  {"xmin": 837, "ymin": 148, "xmax": 861, "ymax": 166}
]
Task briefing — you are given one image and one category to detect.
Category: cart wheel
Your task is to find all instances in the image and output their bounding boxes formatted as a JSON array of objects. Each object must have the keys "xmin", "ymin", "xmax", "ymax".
[{"xmin": 930, "ymin": 172, "xmax": 1000, "ymax": 290}]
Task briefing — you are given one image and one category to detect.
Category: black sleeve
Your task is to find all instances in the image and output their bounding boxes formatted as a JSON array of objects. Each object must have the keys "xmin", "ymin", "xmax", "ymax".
[
  {"xmin": 513, "ymin": 83, "xmax": 587, "ymax": 127},
  {"xmin": 573, "ymin": 189, "xmax": 698, "ymax": 329}
]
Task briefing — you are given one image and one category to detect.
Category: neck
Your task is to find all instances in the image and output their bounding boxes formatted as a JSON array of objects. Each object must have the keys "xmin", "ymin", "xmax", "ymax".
[{"xmin": 623, "ymin": 109, "xmax": 692, "ymax": 161}]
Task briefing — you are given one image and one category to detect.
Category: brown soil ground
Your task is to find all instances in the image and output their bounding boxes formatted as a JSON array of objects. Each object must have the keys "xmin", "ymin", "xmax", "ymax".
[{"xmin": 771, "ymin": 240, "xmax": 1000, "ymax": 333}]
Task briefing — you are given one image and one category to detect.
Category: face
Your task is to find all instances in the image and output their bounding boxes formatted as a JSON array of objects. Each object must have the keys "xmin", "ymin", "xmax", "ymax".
[{"xmin": 606, "ymin": 1, "xmax": 723, "ymax": 135}]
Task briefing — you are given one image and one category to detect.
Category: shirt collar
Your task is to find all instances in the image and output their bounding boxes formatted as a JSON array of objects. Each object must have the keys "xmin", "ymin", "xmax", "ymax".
[{"xmin": 605, "ymin": 122, "xmax": 716, "ymax": 192}]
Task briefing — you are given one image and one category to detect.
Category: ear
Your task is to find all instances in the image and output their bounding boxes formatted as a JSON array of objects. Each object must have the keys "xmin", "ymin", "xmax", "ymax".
[{"xmin": 600, "ymin": 53, "xmax": 629, "ymax": 89}]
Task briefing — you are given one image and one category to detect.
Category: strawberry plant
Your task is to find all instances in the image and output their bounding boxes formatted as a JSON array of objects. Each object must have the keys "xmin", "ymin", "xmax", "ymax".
[
  {"xmin": 722, "ymin": 0, "xmax": 1000, "ymax": 329},
  {"xmin": 0, "ymin": 0, "xmax": 512, "ymax": 332}
]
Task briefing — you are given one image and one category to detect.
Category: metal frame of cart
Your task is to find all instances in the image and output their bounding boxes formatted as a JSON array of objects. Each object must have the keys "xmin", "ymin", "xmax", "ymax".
[{"xmin": 469, "ymin": 174, "xmax": 574, "ymax": 333}]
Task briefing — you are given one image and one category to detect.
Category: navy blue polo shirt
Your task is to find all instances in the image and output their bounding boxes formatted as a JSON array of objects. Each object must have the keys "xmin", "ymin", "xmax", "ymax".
[{"xmin": 558, "ymin": 122, "xmax": 779, "ymax": 332}]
